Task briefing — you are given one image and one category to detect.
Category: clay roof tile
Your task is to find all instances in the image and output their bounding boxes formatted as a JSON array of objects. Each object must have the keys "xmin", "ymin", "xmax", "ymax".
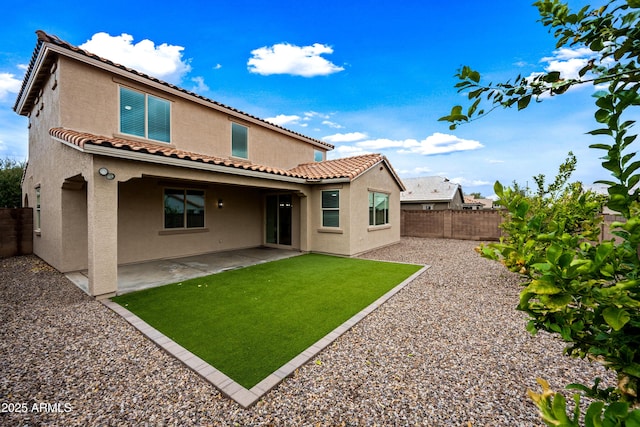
[{"xmin": 49, "ymin": 128, "xmax": 400, "ymax": 185}]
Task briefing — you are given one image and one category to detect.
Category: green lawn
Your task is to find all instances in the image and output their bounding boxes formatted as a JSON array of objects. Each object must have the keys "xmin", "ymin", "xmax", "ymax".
[{"xmin": 111, "ymin": 253, "xmax": 422, "ymax": 388}]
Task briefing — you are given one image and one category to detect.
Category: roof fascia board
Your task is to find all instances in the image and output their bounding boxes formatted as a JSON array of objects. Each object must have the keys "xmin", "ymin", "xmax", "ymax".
[
  {"xmin": 45, "ymin": 43, "xmax": 331, "ymax": 151},
  {"xmin": 14, "ymin": 43, "xmax": 51, "ymax": 115},
  {"xmin": 53, "ymin": 136, "xmax": 87, "ymax": 153},
  {"xmin": 310, "ymin": 178, "xmax": 350, "ymax": 185},
  {"xmin": 79, "ymin": 143, "xmax": 314, "ymax": 184}
]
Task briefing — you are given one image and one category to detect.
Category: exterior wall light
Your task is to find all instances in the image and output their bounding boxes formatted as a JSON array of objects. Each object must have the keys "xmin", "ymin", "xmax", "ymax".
[
  {"xmin": 98, "ymin": 167, "xmax": 116, "ymax": 180},
  {"xmin": 218, "ymin": 199, "xmax": 224, "ymax": 209}
]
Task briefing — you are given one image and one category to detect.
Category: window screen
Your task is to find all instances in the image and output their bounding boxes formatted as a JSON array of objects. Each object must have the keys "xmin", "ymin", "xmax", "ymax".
[
  {"xmin": 120, "ymin": 87, "xmax": 170, "ymax": 142},
  {"xmin": 120, "ymin": 87, "xmax": 145, "ymax": 137},
  {"xmin": 321, "ymin": 190, "xmax": 339, "ymax": 227},
  {"xmin": 148, "ymin": 95, "xmax": 170, "ymax": 142}
]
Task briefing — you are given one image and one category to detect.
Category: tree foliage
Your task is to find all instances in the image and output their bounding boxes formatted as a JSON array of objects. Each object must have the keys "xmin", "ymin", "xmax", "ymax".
[
  {"xmin": 440, "ymin": 0, "xmax": 640, "ymax": 424},
  {"xmin": 0, "ymin": 158, "xmax": 24, "ymax": 208}
]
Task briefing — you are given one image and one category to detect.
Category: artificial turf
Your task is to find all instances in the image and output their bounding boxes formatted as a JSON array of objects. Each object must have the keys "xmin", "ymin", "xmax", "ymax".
[{"xmin": 111, "ymin": 253, "xmax": 422, "ymax": 388}]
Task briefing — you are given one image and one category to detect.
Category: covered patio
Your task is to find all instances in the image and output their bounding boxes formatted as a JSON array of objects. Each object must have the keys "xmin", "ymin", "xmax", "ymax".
[{"xmin": 65, "ymin": 247, "xmax": 301, "ymax": 295}]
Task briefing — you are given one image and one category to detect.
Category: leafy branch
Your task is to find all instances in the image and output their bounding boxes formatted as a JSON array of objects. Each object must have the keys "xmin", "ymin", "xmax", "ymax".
[
  {"xmin": 440, "ymin": 0, "xmax": 640, "ymax": 424},
  {"xmin": 439, "ymin": 0, "xmax": 640, "ymax": 130}
]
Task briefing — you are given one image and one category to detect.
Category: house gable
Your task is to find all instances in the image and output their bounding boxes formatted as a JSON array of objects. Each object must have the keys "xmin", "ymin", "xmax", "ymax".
[{"xmin": 14, "ymin": 31, "xmax": 334, "ymax": 170}]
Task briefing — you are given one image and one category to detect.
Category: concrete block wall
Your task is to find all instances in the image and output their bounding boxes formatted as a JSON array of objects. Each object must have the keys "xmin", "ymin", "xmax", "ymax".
[
  {"xmin": 0, "ymin": 208, "xmax": 33, "ymax": 258},
  {"xmin": 401, "ymin": 209, "xmax": 503, "ymax": 241}
]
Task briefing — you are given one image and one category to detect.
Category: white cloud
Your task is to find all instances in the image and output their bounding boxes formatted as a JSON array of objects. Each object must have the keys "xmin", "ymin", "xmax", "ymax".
[
  {"xmin": 265, "ymin": 114, "xmax": 301, "ymax": 126},
  {"xmin": 190, "ymin": 76, "xmax": 209, "ymax": 93},
  {"xmin": 328, "ymin": 145, "xmax": 369, "ymax": 159},
  {"xmin": 357, "ymin": 138, "xmax": 406, "ymax": 150},
  {"xmin": 538, "ymin": 47, "xmax": 597, "ymax": 80},
  {"xmin": 79, "ymin": 32, "xmax": 192, "ymax": 84},
  {"xmin": 323, "ymin": 132, "xmax": 368, "ymax": 143},
  {"xmin": 0, "ymin": 72, "xmax": 23, "ymax": 101},
  {"xmin": 247, "ymin": 43, "xmax": 344, "ymax": 77},
  {"xmin": 354, "ymin": 132, "xmax": 483, "ymax": 155},
  {"xmin": 397, "ymin": 166, "xmax": 432, "ymax": 176},
  {"xmin": 545, "ymin": 58, "xmax": 591, "ymax": 80},
  {"xmin": 304, "ymin": 111, "xmax": 330, "ymax": 120},
  {"xmin": 541, "ymin": 47, "xmax": 593, "ymax": 62},
  {"xmin": 322, "ymin": 120, "xmax": 343, "ymax": 129},
  {"xmin": 450, "ymin": 177, "xmax": 491, "ymax": 187}
]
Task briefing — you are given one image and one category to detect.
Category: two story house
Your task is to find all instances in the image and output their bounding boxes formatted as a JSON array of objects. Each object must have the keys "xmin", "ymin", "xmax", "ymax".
[{"xmin": 14, "ymin": 31, "xmax": 404, "ymax": 298}]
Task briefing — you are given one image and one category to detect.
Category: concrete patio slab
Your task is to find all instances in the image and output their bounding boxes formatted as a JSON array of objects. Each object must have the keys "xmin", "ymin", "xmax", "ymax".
[{"xmin": 66, "ymin": 247, "xmax": 300, "ymax": 295}]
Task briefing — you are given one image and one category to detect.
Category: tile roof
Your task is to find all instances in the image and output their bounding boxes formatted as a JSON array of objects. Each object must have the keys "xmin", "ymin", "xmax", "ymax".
[
  {"xmin": 288, "ymin": 154, "xmax": 388, "ymax": 180},
  {"xmin": 463, "ymin": 196, "xmax": 484, "ymax": 204},
  {"xmin": 49, "ymin": 128, "xmax": 387, "ymax": 182},
  {"xmin": 15, "ymin": 31, "xmax": 333, "ymax": 151},
  {"xmin": 401, "ymin": 176, "xmax": 463, "ymax": 202}
]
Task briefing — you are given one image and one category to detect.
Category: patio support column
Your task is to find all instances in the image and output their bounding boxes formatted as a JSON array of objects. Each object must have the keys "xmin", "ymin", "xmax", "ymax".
[
  {"xmin": 299, "ymin": 193, "xmax": 310, "ymax": 252},
  {"xmin": 86, "ymin": 172, "xmax": 118, "ymax": 298}
]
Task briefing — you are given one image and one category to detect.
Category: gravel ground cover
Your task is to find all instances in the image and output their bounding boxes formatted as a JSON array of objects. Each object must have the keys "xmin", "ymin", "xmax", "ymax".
[{"xmin": 1, "ymin": 237, "xmax": 615, "ymax": 426}]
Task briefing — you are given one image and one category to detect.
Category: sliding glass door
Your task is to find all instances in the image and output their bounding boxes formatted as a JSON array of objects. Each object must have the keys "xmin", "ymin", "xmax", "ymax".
[{"xmin": 265, "ymin": 194, "xmax": 292, "ymax": 246}]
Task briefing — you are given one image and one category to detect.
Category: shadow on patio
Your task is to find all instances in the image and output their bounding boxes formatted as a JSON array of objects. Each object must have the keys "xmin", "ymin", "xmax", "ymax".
[{"xmin": 66, "ymin": 247, "xmax": 301, "ymax": 295}]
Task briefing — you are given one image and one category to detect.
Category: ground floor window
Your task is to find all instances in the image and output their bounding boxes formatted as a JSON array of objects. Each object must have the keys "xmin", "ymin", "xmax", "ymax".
[
  {"xmin": 321, "ymin": 190, "xmax": 339, "ymax": 227},
  {"xmin": 164, "ymin": 189, "xmax": 205, "ymax": 229},
  {"xmin": 369, "ymin": 192, "xmax": 389, "ymax": 226},
  {"xmin": 35, "ymin": 186, "xmax": 41, "ymax": 231}
]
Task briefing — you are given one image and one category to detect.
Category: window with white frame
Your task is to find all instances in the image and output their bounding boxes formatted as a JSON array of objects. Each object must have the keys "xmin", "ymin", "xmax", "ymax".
[
  {"xmin": 369, "ymin": 192, "xmax": 389, "ymax": 226},
  {"xmin": 231, "ymin": 123, "xmax": 248, "ymax": 158},
  {"xmin": 120, "ymin": 86, "xmax": 171, "ymax": 142},
  {"xmin": 321, "ymin": 190, "xmax": 339, "ymax": 227},
  {"xmin": 35, "ymin": 186, "xmax": 41, "ymax": 231},
  {"xmin": 164, "ymin": 189, "xmax": 205, "ymax": 229}
]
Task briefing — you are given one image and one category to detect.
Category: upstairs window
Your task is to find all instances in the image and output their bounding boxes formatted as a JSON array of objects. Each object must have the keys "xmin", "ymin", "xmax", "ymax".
[
  {"xmin": 164, "ymin": 189, "xmax": 205, "ymax": 229},
  {"xmin": 369, "ymin": 192, "xmax": 389, "ymax": 226},
  {"xmin": 120, "ymin": 86, "xmax": 171, "ymax": 142},
  {"xmin": 321, "ymin": 190, "xmax": 340, "ymax": 227},
  {"xmin": 314, "ymin": 150, "xmax": 324, "ymax": 162},
  {"xmin": 231, "ymin": 123, "xmax": 248, "ymax": 158}
]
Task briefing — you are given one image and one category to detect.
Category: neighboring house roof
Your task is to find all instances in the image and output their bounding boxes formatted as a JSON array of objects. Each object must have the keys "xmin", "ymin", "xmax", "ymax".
[
  {"xmin": 401, "ymin": 176, "xmax": 463, "ymax": 203},
  {"xmin": 50, "ymin": 128, "xmax": 403, "ymax": 186},
  {"xmin": 14, "ymin": 30, "xmax": 333, "ymax": 151},
  {"xmin": 463, "ymin": 196, "xmax": 482, "ymax": 204},
  {"xmin": 463, "ymin": 196, "xmax": 494, "ymax": 208}
]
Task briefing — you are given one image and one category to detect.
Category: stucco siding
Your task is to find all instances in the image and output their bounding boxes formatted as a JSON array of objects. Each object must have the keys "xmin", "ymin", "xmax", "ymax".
[
  {"xmin": 308, "ymin": 184, "xmax": 351, "ymax": 256},
  {"xmin": 21, "ymin": 56, "xmax": 95, "ymax": 272},
  {"xmin": 56, "ymin": 58, "xmax": 326, "ymax": 170},
  {"xmin": 117, "ymin": 177, "xmax": 264, "ymax": 265},
  {"xmin": 349, "ymin": 164, "xmax": 401, "ymax": 255},
  {"xmin": 59, "ymin": 58, "xmax": 117, "ymax": 137}
]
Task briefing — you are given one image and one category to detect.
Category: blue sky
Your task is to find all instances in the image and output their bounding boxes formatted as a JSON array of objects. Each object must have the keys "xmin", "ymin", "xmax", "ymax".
[{"xmin": 1, "ymin": 0, "xmax": 625, "ymax": 198}]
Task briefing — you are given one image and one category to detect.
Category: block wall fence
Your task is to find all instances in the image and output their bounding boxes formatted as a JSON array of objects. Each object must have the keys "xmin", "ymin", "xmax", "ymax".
[
  {"xmin": 0, "ymin": 208, "xmax": 33, "ymax": 258},
  {"xmin": 401, "ymin": 209, "xmax": 625, "ymax": 243}
]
